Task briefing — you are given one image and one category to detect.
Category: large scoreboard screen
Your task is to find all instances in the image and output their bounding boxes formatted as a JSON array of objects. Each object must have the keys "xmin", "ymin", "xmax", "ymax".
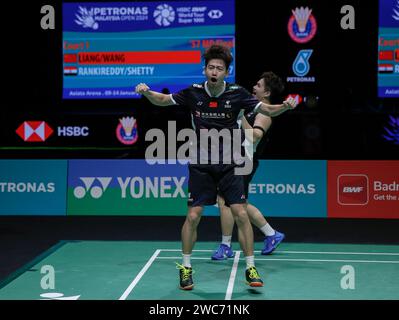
[
  {"xmin": 378, "ymin": 0, "xmax": 399, "ymax": 98},
  {"xmin": 62, "ymin": 1, "xmax": 235, "ymax": 99}
]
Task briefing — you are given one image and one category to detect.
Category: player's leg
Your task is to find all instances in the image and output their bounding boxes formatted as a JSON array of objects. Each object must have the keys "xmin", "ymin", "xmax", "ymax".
[
  {"xmin": 246, "ymin": 203, "xmax": 267, "ymax": 229},
  {"xmin": 211, "ymin": 195, "xmax": 235, "ymax": 260},
  {"xmin": 230, "ymin": 203, "xmax": 263, "ymax": 287},
  {"xmin": 178, "ymin": 206, "xmax": 203, "ymax": 290},
  {"xmin": 219, "ymin": 165, "xmax": 263, "ymax": 287},
  {"xmin": 219, "ymin": 196, "xmax": 235, "ymax": 239},
  {"xmin": 246, "ymin": 203, "xmax": 285, "ymax": 255},
  {"xmin": 230, "ymin": 203, "xmax": 253, "ymax": 256},
  {"xmin": 177, "ymin": 164, "xmax": 217, "ymax": 290},
  {"xmin": 182, "ymin": 206, "xmax": 203, "ymax": 255},
  {"xmin": 243, "ymin": 158, "xmax": 285, "ymax": 255}
]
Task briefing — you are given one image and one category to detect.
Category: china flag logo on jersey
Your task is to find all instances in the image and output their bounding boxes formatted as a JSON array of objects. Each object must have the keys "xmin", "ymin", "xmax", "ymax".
[
  {"xmin": 16, "ymin": 121, "xmax": 54, "ymax": 142},
  {"xmin": 209, "ymin": 101, "xmax": 218, "ymax": 108}
]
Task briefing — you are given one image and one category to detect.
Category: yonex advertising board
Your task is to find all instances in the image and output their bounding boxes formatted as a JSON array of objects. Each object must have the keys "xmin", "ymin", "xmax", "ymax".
[
  {"xmin": 0, "ymin": 160, "xmax": 67, "ymax": 215},
  {"xmin": 62, "ymin": 1, "xmax": 235, "ymax": 99},
  {"xmin": 328, "ymin": 161, "xmax": 399, "ymax": 219},
  {"xmin": 67, "ymin": 160, "xmax": 189, "ymax": 215},
  {"xmin": 245, "ymin": 160, "xmax": 327, "ymax": 218}
]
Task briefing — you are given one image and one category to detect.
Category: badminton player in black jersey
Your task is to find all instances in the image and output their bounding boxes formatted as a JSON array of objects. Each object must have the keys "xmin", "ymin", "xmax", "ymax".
[
  {"xmin": 211, "ymin": 72, "xmax": 286, "ymax": 261},
  {"xmin": 135, "ymin": 45, "xmax": 297, "ymax": 290}
]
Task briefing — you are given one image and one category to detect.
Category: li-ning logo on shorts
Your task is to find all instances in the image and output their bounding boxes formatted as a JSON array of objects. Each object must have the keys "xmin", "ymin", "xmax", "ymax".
[
  {"xmin": 337, "ymin": 174, "xmax": 369, "ymax": 205},
  {"xmin": 73, "ymin": 177, "xmax": 112, "ymax": 199}
]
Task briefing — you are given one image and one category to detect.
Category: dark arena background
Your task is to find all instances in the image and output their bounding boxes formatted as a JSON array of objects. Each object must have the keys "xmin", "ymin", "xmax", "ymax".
[{"xmin": 0, "ymin": 0, "xmax": 398, "ymax": 314}]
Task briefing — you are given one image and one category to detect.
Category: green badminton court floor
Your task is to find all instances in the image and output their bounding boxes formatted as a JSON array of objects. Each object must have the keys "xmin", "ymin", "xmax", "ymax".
[{"xmin": 1, "ymin": 241, "xmax": 398, "ymax": 300}]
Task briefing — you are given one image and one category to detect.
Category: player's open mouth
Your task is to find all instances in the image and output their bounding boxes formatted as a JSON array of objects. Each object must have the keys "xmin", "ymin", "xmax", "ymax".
[{"xmin": 210, "ymin": 78, "xmax": 217, "ymax": 83}]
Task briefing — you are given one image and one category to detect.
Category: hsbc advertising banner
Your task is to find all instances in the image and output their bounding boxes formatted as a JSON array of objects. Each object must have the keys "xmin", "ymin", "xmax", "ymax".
[
  {"xmin": 328, "ymin": 161, "xmax": 399, "ymax": 219},
  {"xmin": 0, "ymin": 160, "xmax": 67, "ymax": 215},
  {"xmin": 10, "ymin": 113, "xmax": 140, "ymax": 148}
]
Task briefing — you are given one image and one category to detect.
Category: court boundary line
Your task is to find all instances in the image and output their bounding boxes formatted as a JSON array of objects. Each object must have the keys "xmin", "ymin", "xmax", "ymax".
[
  {"xmin": 159, "ymin": 249, "xmax": 399, "ymax": 256},
  {"xmin": 225, "ymin": 251, "xmax": 241, "ymax": 300},
  {"xmin": 156, "ymin": 256, "xmax": 399, "ymax": 264},
  {"xmin": 277, "ymin": 251, "xmax": 399, "ymax": 256},
  {"xmin": 119, "ymin": 249, "xmax": 161, "ymax": 300},
  {"xmin": 157, "ymin": 256, "xmax": 399, "ymax": 264}
]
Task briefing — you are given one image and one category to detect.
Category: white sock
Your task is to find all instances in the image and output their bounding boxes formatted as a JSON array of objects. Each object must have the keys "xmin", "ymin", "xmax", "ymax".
[
  {"xmin": 222, "ymin": 235, "xmax": 232, "ymax": 247},
  {"xmin": 182, "ymin": 254, "xmax": 191, "ymax": 268},
  {"xmin": 245, "ymin": 255, "xmax": 255, "ymax": 269},
  {"xmin": 260, "ymin": 223, "xmax": 275, "ymax": 236}
]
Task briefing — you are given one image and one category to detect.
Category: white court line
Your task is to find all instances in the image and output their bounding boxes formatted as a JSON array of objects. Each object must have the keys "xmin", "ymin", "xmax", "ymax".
[
  {"xmin": 277, "ymin": 251, "xmax": 399, "ymax": 256},
  {"xmin": 157, "ymin": 257, "xmax": 211, "ymax": 260},
  {"xmin": 255, "ymin": 258, "xmax": 399, "ymax": 264},
  {"xmin": 159, "ymin": 249, "xmax": 399, "ymax": 256},
  {"xmin": 225, "ymin": 251, "xmax": 241, "ymax": 301},
  {"xmin": 119, "ymin": 249, "xmax": 161, "ymax": 300},
  {"xmin": 160, "ymin": 249, "xmax": 214, "ymax": 252},
  {"xmin": 156, "ymin": 256, "xmax": 399, "ymax": 264}
]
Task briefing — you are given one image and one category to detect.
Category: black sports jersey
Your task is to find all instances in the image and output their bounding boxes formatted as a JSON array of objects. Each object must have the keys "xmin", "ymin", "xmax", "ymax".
[
  {"xmin": 171, "ymin": 81, "xmax": 262, "ymax": 164},
  {"xmin": 244, "ymin": 110, "xmax": 270, "ymax": 161}
]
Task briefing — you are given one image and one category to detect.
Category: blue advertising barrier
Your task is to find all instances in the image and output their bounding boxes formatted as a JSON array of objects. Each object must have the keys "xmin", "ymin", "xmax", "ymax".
[{"xmin": 0, "ymin": 160, "xmax": 67, "ymax": 215}]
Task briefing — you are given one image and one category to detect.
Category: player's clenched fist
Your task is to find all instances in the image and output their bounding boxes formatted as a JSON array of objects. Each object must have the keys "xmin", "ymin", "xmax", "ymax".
[
  {"xmin": 135, "ymin": 83, "xmax": 150, "ymax": 94},
  {"xmin": 283, "ymin": 97, "xmax": 298, "ymax": 109}
]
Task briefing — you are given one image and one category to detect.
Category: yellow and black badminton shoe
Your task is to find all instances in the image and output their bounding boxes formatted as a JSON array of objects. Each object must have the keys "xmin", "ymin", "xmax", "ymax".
[
  {"xmin": 176, "ymin": 263, "xmax": 194, "ymax": 290},
  {"xmin": 245, "ymin": 266, "xmax": 264, "ymax": 287}
]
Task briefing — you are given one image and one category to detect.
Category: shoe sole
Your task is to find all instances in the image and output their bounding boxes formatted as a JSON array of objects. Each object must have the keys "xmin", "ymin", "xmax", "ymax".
[
  {"xmin": 180, "ymin": 284, "xmax": 194, "ymax": 290},
  {"xmin": 246, "ymin": 281, "xmax": 263, "ymax": 287}
]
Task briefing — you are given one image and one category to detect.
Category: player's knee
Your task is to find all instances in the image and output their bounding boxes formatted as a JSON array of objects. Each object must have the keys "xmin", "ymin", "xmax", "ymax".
[
  {"xmin": 186, "ymin": 209, "xmax": 202, "ymax": 226},
  {"xmin": 232, "ymin": 209, "xmax": 249, "ymax": 225}
]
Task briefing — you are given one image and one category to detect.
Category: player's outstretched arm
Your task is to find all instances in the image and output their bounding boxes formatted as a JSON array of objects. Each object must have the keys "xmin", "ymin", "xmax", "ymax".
[
  {"xmin": 135, "ymin": 83, "xmax": 174, "ymax": 106},
  {"xmin": 256, "ymin": 97, "xmax": 298, "ymax": 117},
  {"xmin": 242, "ymin": 115, "xmax": 272, "ymax": 144}
]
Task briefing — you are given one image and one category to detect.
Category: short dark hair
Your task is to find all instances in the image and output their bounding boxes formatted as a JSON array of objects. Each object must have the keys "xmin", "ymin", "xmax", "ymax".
[
  {"xmin": 202, "ymin": 45, "xmax": 233, "ymax": 70},
  {"xmin": 261, "ymin": 71, "xmax": 285, "ymax": 103}
]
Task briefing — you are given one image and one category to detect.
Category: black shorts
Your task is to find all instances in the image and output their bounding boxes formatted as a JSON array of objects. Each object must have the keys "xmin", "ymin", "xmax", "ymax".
[
  {"xmin": 221, "ymin": 158, "xmax": 259, "ymax": 206},
  {"xmin": 187, "ymin": 164, "xmax": 246, "ymax": 207},
  {"xmin": 243, "ymin": 158, "xmax": 259, "ymax": 198}
]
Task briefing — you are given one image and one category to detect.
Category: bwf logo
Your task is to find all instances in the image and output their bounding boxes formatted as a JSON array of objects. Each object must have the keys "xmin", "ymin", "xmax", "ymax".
[
  {"xmin": 73, "ymin": 177, "xmax": 112, "ymax": 199},
  {"xmin": 338, "ymin": 174, "xmax": 369, "ymax": 205}
]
